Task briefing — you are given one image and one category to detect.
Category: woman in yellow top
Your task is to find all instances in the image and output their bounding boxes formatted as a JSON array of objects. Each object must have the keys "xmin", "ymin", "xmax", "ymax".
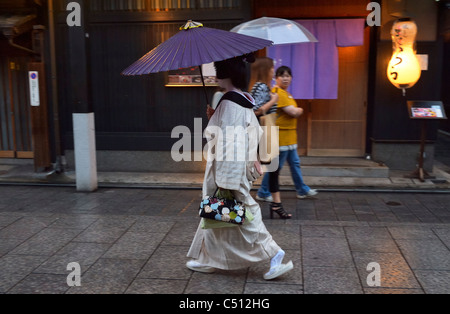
[{"xmin": 256, "ymin": 66, "xmax": 318, "ymax": 218}]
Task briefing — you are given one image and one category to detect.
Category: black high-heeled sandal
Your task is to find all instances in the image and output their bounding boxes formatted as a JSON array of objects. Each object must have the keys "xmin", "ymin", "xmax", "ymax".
[{"xmin": 270, "ymin": 202, "xmax": 292, "ymax": 219}]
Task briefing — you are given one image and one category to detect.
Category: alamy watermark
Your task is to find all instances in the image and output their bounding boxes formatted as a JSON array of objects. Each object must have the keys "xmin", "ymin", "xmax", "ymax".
[
  {"xmin": 66, "ymin": 2, "xmax": 81, "ymax": 27},
  {"xmin": 367, "ymin": 2, "xmax": 381, "ymax": 27},
  {"xmin": 66, "ymin": 262, "xmax": 81, "ymax": 287},
  {"xmin": 367, "ymin": 262, "xmax": 381, "ymax": 287},
  {"xmin": 67, "ymin": 1, "xmax": 382, "ymax": 28},
  {"xmin": 171, "ymin": 118, "xmax": 280, "ymax": 172}
]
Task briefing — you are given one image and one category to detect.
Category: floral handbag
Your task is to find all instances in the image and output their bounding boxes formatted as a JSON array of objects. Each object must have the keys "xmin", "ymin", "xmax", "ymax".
[{"xmin": 199, "ymin": 189, "xmax": 246, "ymax": 226}]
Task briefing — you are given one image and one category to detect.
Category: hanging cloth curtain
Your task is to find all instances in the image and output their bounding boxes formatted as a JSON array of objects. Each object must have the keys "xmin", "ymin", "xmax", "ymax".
[{"xmin": 268, "ymin": 18, "xmax": 365, "ymax": 100}]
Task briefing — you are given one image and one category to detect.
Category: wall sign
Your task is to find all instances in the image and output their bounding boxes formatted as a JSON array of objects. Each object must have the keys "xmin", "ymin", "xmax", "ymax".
[
  {"xmin": 408, "ymin": 101, "xmax": 447, "ymax": 120},
  {"xmin": 166, "ymin": 63, "xmax": 217, "ymax": 87},
  {"xmin": 29, "ymin": 71, "xmax": 40, "ymax": 107}
]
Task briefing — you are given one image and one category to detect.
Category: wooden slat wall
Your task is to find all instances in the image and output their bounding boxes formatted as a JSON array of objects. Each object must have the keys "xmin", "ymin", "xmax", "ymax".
[
  {"xmin": 0, "ymin": 57, "xmax": 14, "ymax": 155},
  {"xmin": 0, "ymin": 0, "xmax": 31, "ymax": 10},
  {"xmin": 254, "ymin": 0, "xmax": 370, "ymax": 19},
  {"xmin": 12, "ymin": 58, "xmax": 33, "ymax": 156},
  {"xmin": 56, "ymin": 12, "xmax": 244, "ymax": 150},
  {"xmin": 0, "ymin": 56, "xmax": 34, "ymax": 158}
]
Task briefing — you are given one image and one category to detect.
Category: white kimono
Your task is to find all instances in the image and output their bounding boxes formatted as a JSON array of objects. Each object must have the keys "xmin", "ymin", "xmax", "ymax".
[{"xmin": 187, "ymin": 92, "xmax": 281, "ymax": 270}]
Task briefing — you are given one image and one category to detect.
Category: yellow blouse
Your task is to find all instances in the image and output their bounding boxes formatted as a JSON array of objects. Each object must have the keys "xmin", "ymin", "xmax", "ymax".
[{"xmin": 272, "ymin": 87, "xmax": 298, "ymax": 146}]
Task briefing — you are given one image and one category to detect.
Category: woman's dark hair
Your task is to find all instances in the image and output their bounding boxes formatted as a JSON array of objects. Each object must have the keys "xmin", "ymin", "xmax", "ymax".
[
  {"xmin": 214, "ymin": 53, "xmax": 255, "ymax": 90},
  {"xmin": 275, "ymin": 66, "xmax": 292, "ymax": 78}
]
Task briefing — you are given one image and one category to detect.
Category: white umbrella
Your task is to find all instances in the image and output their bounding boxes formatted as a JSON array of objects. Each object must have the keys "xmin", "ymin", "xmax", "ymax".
[{"xmin": 231, "ymin": 17, "xmax": 318, "ymax": 45}]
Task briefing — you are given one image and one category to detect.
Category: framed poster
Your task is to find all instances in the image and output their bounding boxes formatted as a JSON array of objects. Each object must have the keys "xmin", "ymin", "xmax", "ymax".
[
  {"xmin": 407, "ymin": 101, "xmax": 447, "ymax": 120},
  {"xmin": 166, "ymin": 62, "xmax": 218, "ymax": 87}
]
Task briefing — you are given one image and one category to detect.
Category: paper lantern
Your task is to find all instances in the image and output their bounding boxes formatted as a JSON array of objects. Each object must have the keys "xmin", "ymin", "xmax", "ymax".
[{"xmin": 387, "ymin": 18, "xmax": 421, "ymax": 96}]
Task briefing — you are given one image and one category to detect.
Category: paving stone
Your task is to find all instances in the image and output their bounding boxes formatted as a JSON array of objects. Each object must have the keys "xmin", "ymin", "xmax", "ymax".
[
  {"xmin": 363, "ymin": 287, "xmax": 424, "ymax": 294},
  {"xmin": 6, "ymin": 274, "xmax": 70, "ymax": 294},
  {"xmin": 125, "ymin": 278, "xmax": 188, "ymax": 294},
  {"xmin": 138, "ymin": 245, "xmax": 192, "ymax": 280},
  {"xmin": 345, "ymin": 227, "xmax": 400, "ymax": 253},
  {"xmin": 303, "ymin": 266, "xmax": 363, "ymax": 294},
  {"xmin": 433, "ymin": 227, "xmax": 450, "ymax": 247},
  {"xmin": 184, "ymin": 269, "xmax": 247, "ymax": 294},
  {"xmin": 396, "ymin": 239, "xmax": 450, "ymax": 270},
  {"xmin": 414, "ymin": 270, "xmax": 450, "ymax": 294},
  {"xmin": 127, "ymin": 218, "xmax": 174, "ymax": 234},
  {"xmin": 0, "ymin": 216, "xmax": 58, "ymax": 240},
  {"xmin": 266, "ymin": 224, "xmax": 301, "ymax": 250},
  {"xmin": 388, "ymin": 226, "xmax": 442, "ymax": 240},
  {"xmin": 66, "ymin": 258, "xmax": 146, "ymax": 294},
  {"xmin": 87, "ymin": 215, "xmax": 137, "ymax": 229},
  {"xmin": 244, "ymin": 282, "xmax": 303, "ymax": 294},
  {"xmin": 35, "ymin": 242, "xmax": 110, "ymax": 275},
  {"xmin": 0, "ymin": 254, "xmax": 48, "ymax": 293},
  {"xmin": 0, "ymin": 238, "xmax": 25, "ymax": 258},
  {"xmin": 0, "ymin": 215, "xmax": 21, "ymax": 228},
  {"xmin": 9, "ymin": 227, "xmax": 82, "ymax": 256},
  {"xmin": 301, "ymin": 225, "xmax": 345, "ymax": 238},
  {"xmin": 102, "ymin": 231, "xmax": 166, "ymax": 259},
  {"xmin": 345, "ymin": 226, "xmax": 392, "ymax": 238},
  {"xmin": 162, "ymin": 221, "xmax": 200, "ymax": 246},
  {"xmin": 302, "ymin": 237, "xmax": 353, "ymax": 268},
  {"xmin": 352, "ymin": 252, "xmax": 422, "ymax": 289},
  {"xmin": 48, "ymin": 215, "xmax": 98, "ymax": 229},
  {"xmin": 73, "ymin": 226, "xmax": 128, "ymax": 244}
]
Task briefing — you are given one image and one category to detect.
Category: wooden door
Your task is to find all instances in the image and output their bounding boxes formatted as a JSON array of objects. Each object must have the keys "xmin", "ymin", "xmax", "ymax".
[{"xmin": 298, "ymin": 28, "xmax": 369, "ymax": 157}]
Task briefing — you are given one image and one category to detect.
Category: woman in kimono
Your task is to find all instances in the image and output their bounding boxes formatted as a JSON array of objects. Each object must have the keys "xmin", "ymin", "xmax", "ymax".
[{"xmin": 186, "ymin": 54, "xmax": 293, "ymax": 281}]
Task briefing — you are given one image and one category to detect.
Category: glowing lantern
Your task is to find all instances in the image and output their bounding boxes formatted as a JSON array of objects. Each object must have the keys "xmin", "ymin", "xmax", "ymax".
[{"xmin": 387, "ymin": 18, "xmax": 421, "ymax": 96}]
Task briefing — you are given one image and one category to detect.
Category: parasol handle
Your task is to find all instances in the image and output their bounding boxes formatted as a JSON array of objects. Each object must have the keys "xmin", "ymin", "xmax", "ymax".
[{"xmin": 198, "ymin": 65, "xmax": 209, "ymax": 106}]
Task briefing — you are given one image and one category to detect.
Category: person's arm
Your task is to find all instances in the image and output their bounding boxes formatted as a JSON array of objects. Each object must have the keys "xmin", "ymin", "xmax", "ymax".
[
  {"xmin": 253, "ymin": 84, "xmax": 278, "ymax": 116},
  {"xmin": 258, "ymin": 92, "xmax": 279, "ymax": 115},
  {"xmin": 207, "ymin": 105, "xmax": 215, "ymax": 120},
  {"xmin": 282, "ymin": 105, "xmax": 304, "ymax": 118}
]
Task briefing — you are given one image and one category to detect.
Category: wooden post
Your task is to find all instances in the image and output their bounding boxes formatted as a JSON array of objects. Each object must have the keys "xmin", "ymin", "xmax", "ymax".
[
  {"xmin": 28, "ymin": 62, "xmax": 51, "ymax": 171},
  {"xmin": 67, "ymin": 0, "xmax": 98, "ymax": 192}
]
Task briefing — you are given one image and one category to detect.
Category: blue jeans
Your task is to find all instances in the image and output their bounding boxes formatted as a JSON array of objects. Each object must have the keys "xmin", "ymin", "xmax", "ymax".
[{"xmin": 257, "ymin": 148, "xmax": 311, "ymax": 197}]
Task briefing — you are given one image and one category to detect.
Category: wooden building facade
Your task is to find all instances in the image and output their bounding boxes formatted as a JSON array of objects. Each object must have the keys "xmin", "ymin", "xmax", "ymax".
[
  {"xmin": 0, "ymin": 0, "xmax": 52, "ymax": 170},
  {"xmin": 1, "ymin": 0, "xmax": 448, "ymax": 172},
  {"xmin": 54, "ymin": 0, "xmax": 252, "ymax": 153}
]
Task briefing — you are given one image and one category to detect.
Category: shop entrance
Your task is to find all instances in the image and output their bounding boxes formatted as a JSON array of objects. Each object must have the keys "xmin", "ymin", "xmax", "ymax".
[{"xmin": 298, "ymin": 28, "xmax": 369, "ymax": 157}]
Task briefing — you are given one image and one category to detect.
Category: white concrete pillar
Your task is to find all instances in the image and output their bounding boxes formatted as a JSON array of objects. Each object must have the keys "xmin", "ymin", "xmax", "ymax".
[{"xmin": 73, "ymin": 113, "xmax": 98, "ymax": 192}]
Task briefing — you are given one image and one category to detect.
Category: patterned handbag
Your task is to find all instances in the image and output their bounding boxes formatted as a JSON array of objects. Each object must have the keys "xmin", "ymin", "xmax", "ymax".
[{"xmin": 199, "ymin": 189, "xmax": 246, "ymax": 225}]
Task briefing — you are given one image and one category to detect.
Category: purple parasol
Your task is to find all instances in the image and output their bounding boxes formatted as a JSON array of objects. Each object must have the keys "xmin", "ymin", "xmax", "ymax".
[
  {"xmin": 122, "ymin": 20, "xmax": 273, "ymax": 75},
  {"xmin": 121, "ymin": 20, "xmax": 273, "ymax": 104}
]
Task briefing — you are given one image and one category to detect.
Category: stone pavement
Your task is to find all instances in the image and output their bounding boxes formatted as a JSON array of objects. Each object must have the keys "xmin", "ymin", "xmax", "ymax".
[{"xmin": 0, "ymin": 185, "xmax": 449, "ymax": 294}]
